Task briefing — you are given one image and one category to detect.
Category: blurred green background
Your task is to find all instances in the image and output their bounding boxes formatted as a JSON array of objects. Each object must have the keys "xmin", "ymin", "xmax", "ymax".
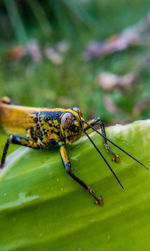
[{"xmin": 0, "ymin": 0, "xmax": 150, "ymax": 124}]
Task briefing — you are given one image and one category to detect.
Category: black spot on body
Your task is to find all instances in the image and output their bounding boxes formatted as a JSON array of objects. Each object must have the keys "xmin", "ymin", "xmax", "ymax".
[
  {"xmin": 30, "ymin": 127, "xmax": 34, "ymax": 136},
  {"xmin": 36, "ymin": 123, "xmax": 40, "ymax": 129},
  {"xmin": 56, "ymin": 131, "xmax": 61, "ymax": 137},
  {"xmin": 50, "ymin": 139, "xmax": 57, "ymax": 145},
  {"xmin": 32, "ymin": 112, "xmax": 38, "ymax": 123}
]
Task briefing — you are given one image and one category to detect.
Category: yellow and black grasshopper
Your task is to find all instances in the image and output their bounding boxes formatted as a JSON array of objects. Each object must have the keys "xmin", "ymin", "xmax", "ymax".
[{"xmin": 0, "ymin": 97, "xmax": 148, "ymax": 205}]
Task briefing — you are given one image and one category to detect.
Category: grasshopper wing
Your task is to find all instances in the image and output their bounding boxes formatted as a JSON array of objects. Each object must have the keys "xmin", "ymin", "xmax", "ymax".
[{"xmin": 0, "ymin": 102, "xmax": 39, "ymax": 134}]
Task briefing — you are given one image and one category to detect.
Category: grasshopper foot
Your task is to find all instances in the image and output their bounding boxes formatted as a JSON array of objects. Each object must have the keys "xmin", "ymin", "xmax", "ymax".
[
  {"xmin": 104, "ymin": 144, "xmax": 120, "ymax": 163},
  {"xmin": 112, "ymin": 153, "xmax": 120, "ymax": 163},
  {"xmin": 96, "ymin": 196, "xmax": 104, "ymax": 206},
  {"xmin": 104, "ymin": 143, "xmax": 120, "ymax": 163}
]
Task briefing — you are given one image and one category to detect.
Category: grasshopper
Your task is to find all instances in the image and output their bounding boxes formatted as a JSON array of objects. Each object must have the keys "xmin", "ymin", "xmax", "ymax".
[{"xmin": 0, "ymin": 97, "xmax": 148, "ymax": 205}]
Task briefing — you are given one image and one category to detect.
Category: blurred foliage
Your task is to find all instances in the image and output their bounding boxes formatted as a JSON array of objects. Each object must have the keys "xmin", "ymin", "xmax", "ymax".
[{"xmin": 0, "ymin": 0, "xmax": 150, "ymax": 124}]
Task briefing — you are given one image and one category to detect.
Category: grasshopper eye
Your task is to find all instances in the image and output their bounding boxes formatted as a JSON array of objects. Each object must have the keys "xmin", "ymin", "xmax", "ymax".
[
  {"xmin": 61, "ymin": 113, "xmax": 73, "ymax": 129},
  {"xmin": 73, "ymin": 107, "xmax": 82, "ymax": 117}
]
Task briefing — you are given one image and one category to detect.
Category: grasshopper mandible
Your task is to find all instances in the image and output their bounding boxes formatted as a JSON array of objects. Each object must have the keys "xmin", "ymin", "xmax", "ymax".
[{"xmin": 0, "ymin": 97, "xmax": 148, "ymax": 205}]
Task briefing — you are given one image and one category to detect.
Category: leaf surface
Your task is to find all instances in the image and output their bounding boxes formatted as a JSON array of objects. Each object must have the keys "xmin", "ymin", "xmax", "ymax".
[{"xmin": 0, "ymin": 120, "xmax": 150, "ymax": 251}]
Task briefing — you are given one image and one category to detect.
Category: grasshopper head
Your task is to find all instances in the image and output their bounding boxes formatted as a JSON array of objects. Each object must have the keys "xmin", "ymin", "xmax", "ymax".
[{"xmin": 60, "ymin": 107, "xmax": 83, "ymax": 144}]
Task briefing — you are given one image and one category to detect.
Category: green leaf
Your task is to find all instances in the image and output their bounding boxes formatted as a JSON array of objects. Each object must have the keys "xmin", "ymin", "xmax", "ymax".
[{"xmin": 0, "ymin": 120, "xmax": 150, "ymax": 251}]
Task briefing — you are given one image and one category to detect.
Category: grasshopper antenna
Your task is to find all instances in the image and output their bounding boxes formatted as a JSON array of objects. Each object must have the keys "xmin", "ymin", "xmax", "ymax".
[
  {"xmin": 81, "ymin": 128, "xmax": 124, "ymax": 189},
  {"xmin": 84, "ymin": 121, "xmax": 149, "ymax": 171}
]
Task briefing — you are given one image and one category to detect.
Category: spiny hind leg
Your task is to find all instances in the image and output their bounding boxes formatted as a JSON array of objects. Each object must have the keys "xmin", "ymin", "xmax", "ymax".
[
  {"xmin": 59, "ymin": 142, "xmax": 103, "ymax": 205},
  {"xmin": 83, "ymin": 117, "xmax": 120, "ymax": 162},
  {"xmin": 0, "ymin": 135, "xmax": 42, "ymax": 169}
]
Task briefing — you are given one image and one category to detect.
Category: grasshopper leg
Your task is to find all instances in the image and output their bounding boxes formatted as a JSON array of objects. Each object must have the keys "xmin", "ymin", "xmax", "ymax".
[
  {"xmin": 59, "ymin": 143, "xmax": 103, "ymax": 205},
  {"xmin": 100, "ymin": 120, "xmax": 120, "ymax": 162},
  {"xmin": 83, "ymin": 117, "xmax": 120, "ymax": 162},
  {"xmin": 0, "ymin": 135, "xmax": 42, "ymax": 169}
]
